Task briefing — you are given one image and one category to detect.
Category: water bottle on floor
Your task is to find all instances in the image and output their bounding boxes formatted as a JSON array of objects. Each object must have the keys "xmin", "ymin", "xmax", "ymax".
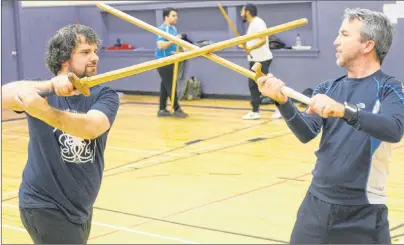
[{"xmin": 296, "ymin": 33, "xmax": 302, "ymax": 47}]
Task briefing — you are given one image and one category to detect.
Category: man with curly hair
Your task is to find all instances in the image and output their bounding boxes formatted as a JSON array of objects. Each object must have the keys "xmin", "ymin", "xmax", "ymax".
[{"xmin": 2, "ymin": 24, "xmax": 120, "ymax": 244}]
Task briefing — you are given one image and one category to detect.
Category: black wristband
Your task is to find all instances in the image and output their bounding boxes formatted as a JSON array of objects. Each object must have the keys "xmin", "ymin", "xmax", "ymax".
[{"xmin": 342, "ymin": 102, "xmax": 359, "ymax": 122}]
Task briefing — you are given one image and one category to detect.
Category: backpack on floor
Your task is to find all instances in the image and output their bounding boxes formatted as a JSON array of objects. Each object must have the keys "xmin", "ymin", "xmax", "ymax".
[{"xmin": 179, "ymin": 76, "xmax": 201, "ymax": 100}]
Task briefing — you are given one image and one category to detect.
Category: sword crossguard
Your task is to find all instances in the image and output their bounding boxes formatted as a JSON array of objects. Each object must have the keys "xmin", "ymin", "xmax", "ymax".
[
  {"xmin": 251, "ymin": 62, "xmax": 265, "ymax": 81},
  {"xmin": 67, "ymin": 72, "xmax": 91, "ymax": 96}
]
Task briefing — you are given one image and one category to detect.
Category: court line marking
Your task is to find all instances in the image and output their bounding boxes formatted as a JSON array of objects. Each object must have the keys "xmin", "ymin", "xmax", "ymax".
[
  {"xmin": 2, "ymin": 177, "xmax": 21, "ymax": 182},
  {"xmin": 120, "ymin": 101, "xmax": 276, "ymax": 112},
  {"xmin": 2, "ymin": 111, "xmax": 278, "ymax": 124},
  {"xmin": 90, "ymin": 172, "xmax": 307, "ymax": 243},
  {"xmin": 104, "ymin": 119, "xmax": 273, "ymax": 173},
  {"xmin": 391, "ymin": 223, "xmax": 404, "ymax": 232},
  {"xmin": 3, "ymin": 190, "xmax": 19, "ymax": 196},
  {"xmin": 1, "ymin": 196, "xmax": 18, "ymax": 202},
  {"xmin": 91, "ymin": 206, "xmax": 289, "ymax": 243},
  {"xmin": 92, "ymin": 221, "xmax": 200, "ymax": 244},
  {"xmin": 117, "ymin": 108, "xmax": 255, "ymax": 117},
  {"xmin": 118, "ymin": 111, "xmax": 274, "ymax": 122},
  {"xmin": 2, "ymin": 126, "xmax": 26, "ymax": 132},
  {"xmin": 0, "ymin": 137, "xmax": 190, "ymax": 157},
  {"xmin": 2, "ymin": 134, "xmax": 29, "ymax": 139},
  {"xmin": 2, "ymin": 224, "xmax": 27, "ymax": 232},
  {"xmin": 105, "ymin": 129, "xmax": 290, "ymax": 174},
  {"xmin": 114, "ymin": 138, "xmax": 249, "ymax": 171},
  {"xmin": 2, "ymin": 204, "xmax": 200, "ymax": 244},
  {"xmin": 107, "ymin": 146, "xmax": 190, "ymax": 157},
  {"xmin": 1, "ymin": 118, "xmax": 27, "ymax": 123}
]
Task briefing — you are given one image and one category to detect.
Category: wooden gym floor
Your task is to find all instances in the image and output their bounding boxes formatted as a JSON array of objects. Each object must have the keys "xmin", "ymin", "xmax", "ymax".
[{"xmin": 2, "ymin": 94, "xmax": 404, "ymax": 244}]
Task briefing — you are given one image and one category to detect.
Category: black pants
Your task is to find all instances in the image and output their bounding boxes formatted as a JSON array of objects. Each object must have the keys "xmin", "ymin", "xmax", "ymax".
[
  {"xmin": 248, "ymin": 59, "xmax": 272, "ymax": 112},
  {"xmin": 157, "ymin": 64, "xmax": 180, "ymax": 111},
  {"xmin": 290, "ymin": 191, "xmax": 391, "ymax": 244},
  {"xmin": 20, "ymin": 207, "xmax": 93, "ymax": 244}
]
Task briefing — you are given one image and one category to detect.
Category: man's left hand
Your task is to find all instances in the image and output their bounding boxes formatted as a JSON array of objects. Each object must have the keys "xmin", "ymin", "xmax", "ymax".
[
  {"xmin": 307, "ymin": 94, "xmax": 345, "ymax": 118},
  {"xmin": 238, "ymin": 44, "xmax": 251, "ymax": 55},
  {"xmin": 17, "ymin": 88, "xmax": 51, "ymax": 119}
]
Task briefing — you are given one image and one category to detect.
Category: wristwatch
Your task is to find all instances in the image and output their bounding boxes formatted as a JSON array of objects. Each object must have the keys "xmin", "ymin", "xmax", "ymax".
[{"xmin": 343, "ymin": 102, "xmax": 359, "ymax": 121}]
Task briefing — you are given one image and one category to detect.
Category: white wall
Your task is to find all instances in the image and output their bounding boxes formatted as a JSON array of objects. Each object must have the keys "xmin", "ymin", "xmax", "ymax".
[
  {"xmin": 397, "ymin": 1, "xmax": 404, "ymax": 17},
  {"xmin": 383, "ymin": 1, "xmax": 404, "ymax": 24}
]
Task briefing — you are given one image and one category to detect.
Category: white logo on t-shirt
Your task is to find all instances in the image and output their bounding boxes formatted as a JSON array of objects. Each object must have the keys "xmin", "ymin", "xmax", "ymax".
[{"xmin": 53, "ymin": 109, "xmax": 96, "ymax": 164}]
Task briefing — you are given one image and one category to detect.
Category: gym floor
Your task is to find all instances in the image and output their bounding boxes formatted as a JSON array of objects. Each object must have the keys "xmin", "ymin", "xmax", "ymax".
[{"xmin": 2, "ymin": 94, "xmax": 403, "ymax": 244}]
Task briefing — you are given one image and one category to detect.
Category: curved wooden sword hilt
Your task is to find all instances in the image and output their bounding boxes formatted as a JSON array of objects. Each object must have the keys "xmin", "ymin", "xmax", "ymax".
[
  {"xmin": 250, "ymin": 62, "xmax": 311, "ymax": 105},
  {"xmin": 251, "ymin": 62, "xmax": 265, "ymax": 81},
  {"xmin": 67, "ymin": 72, "xmax": 91, "ymax": 96}
]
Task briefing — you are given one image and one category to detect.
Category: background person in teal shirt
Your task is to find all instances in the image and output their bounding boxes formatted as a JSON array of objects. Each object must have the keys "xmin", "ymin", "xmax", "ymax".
[{"xmin": 155, "ymin": 7, "xmax": 188, "ymax": 118}]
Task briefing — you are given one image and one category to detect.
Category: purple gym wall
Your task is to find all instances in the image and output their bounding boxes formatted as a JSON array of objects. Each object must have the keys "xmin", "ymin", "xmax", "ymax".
[{"xmin": 2, "ymin": 1, "xmax": 403, "ymax": 97}]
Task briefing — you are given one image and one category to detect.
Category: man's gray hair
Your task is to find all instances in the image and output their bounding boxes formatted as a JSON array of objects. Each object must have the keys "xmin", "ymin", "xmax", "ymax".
[{"xmin": 343, "ymin": 8, "xmax": 393, "ymax": 64}]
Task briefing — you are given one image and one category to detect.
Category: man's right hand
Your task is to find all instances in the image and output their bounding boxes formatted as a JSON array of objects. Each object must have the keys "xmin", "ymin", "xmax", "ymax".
[
  {"xmin": 50, "ymin": 74, "xmax": 86, "ymax": 96},
  {"xmin": 257, "ymin": 74, "xmax": 288, "ymax": 104}
]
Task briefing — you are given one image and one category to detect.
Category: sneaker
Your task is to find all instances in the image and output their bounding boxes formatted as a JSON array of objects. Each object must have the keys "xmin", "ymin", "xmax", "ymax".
[
  {"xmin": 157, "ymin": 109, "xmax": 171, "ymax": 117},
  {"xmin": 271, "ymin": 109, "xmax": 282, "ymax": 119},
  {"xmin": 242, "ymin": 111, "xmax": 260, "ymax": 120},
  {"xmin": 173, "ymin": 109, "xmax": 188, "ymax": 118}
]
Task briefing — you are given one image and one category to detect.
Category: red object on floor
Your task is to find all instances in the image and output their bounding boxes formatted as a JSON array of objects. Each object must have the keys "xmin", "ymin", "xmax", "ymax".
[{"xmin": 106, "ymin": 43, "xmax": 135, "ymax": 50}]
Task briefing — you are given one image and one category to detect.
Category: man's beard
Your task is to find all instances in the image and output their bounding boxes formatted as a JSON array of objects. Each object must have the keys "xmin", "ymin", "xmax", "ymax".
[
  {"xmin": 85, "ymin": 66, "xmax": 97, "ymax": 77},
  {"xmin": 73, "ymin": 70, "xmax": 88, "ymax": 79},
  {"xmin": 69, "ymin": 65, "xmax": 96, "ymax": 78}
]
